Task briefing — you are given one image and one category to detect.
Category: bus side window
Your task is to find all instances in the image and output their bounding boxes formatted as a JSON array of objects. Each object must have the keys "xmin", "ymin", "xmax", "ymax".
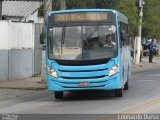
[
  {"xmin": 119, "ymin": 22, "xmax": 125, "ymax": 47},
  {"xmin": 125, "ymin": 24, "xmax": 130, "ymax": 46},
  {"xmin": 120, "ymin": 31, "xmax": 125, "ymax": 41},
  {"xmin": 119, "ymin": 22, "xmax": 129, "ymax": 48}
]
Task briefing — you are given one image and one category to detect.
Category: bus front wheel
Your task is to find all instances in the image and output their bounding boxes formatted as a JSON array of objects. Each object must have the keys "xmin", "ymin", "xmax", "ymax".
[
  {"xmin": 115, "ymin": 89, "xmax": 123, "ymax": 97},
  {"xmin": 55, "ymin": 92, "xmax": 63, "ymax": 99}
]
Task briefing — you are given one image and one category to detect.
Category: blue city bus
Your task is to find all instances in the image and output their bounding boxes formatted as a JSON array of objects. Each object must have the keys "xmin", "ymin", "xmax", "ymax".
[{"xmin": 44, "ymin": 9, "xmax": 131, "ymax": 99}]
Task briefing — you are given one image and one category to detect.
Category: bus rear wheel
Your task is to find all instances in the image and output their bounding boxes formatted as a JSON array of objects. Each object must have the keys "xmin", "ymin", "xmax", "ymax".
[
  {"xmin": 124, "ymin": 67, "xmax": 129, "ymax": 90},
  {"xmin": 124, "ymin": 65, "xmax": 130, "ymax": 90},
  {"xmin": 55, "ymin": 92, "xmax": 63, "ymax": 99},
  {"xmin": 124, "ymin": 81, "xmax": 129, "ymax": 90},
  {"xmin": 115, "ymin": 89, "xmax": 123, "ymax": 97}
]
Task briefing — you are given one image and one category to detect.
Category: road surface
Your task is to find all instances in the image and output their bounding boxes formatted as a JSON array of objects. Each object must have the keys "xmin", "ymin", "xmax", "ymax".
[{"xmin": 0, "ymin": 61, "xmax": 160, "ymax": 120}]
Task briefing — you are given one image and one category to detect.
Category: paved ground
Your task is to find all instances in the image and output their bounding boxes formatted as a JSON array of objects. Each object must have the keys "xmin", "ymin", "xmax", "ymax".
[
  {"xmin": 0, "ymin": 76, "xmax": 46, "ymax": 90},
  {"xmin": 0, "ymin": 56, "xmax": 159, "ymax": 103},
  {"xmin": 132, "ymin": 56, "xmax": 160, "ymax": 72},
  {"xmin": 0, "ymin": 58, "xmax": 160, "ymax": 120},
  {"xmin": 0, "ymin": 76, "xmax": 46, "ymax": 102},
  {"xmin": 0, "ymin": 89, "xmax": 37, "ymax": 102},
  {"xmin": 0, "ymin": 64, "xmax": 160, "ymax": 115}
]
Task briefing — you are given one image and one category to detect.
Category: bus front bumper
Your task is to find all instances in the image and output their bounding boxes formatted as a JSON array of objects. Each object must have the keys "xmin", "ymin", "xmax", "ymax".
[{"xmin": 47, "ymin": 73, "xmax": 122, "ymax": 91}]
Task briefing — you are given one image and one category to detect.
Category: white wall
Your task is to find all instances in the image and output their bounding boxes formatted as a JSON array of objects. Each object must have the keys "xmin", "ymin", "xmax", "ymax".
[
  {"xmin": 0, "ymin": 21, "xmax": 10, "ymax": 80},
  {"xmin": 0, "ymin": 21, "xmax": 10, "ymax": 49},
  {"xmin": 0, "ymin": 20, "xmax": 35, "ymax": 81},
  {"xmin": 10, "ymin": 22, "xmax": 33, "ymax": 49}
]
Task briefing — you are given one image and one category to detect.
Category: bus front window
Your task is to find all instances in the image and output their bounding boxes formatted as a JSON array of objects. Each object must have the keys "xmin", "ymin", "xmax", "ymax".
[
  {"xmin": 49, "ymin": 24, "xmax": 117, "ymax": 60},
  {"xmin": 82, "ymin": 25, "xmax": 117, "ymax": 60},
  {"xmin": 49, "ymin": 26, "xmax": 82, "ymax": 60}
]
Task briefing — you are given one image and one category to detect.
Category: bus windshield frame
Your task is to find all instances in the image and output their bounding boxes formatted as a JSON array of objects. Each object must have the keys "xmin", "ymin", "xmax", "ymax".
[{"xmin": 47, "ymin": 11, "xmax": 117, "ymax": 64}]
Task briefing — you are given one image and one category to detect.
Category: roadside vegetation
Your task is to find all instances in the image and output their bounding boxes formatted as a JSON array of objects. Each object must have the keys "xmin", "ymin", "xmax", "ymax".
[{"xmin": 51, "ymin": 0, "xmax": 160, "ymax": 38}]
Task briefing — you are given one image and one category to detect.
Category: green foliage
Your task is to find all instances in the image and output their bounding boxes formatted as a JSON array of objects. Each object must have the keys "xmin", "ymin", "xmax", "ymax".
[
  {"xmin": 143, "ymin": 0, "xmax": 160, "ymax": 38},
  {"xmin": 50, "ymin": 0, "xmax": 160, "ymax": 38},
  {"xmin": 38, "ymin": 4, "xmax": 44, "ymax": 16},
  {"xmin": 114, "ymin": 0, "xmax": 138, "ymax": 36},
  {"xmin": 52, "ymin": 0, "xmax": 61, "ymax": 11}
]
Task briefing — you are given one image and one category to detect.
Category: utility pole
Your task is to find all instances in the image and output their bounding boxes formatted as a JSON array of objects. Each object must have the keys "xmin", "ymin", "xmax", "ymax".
[
  {"xmin": 41, "ymin": 0, "xmax": 52, "ymax": 83},
  {"xmin": 135, "ymin": 0, "xmax": 144, "ymax": 64},
  {"xmin": 0, "ymin": 0, "xmax": 2, "ymax": 20},
  {"xmin": 60, "ymin": 0, "xmax": 66, "ymax": 10}
]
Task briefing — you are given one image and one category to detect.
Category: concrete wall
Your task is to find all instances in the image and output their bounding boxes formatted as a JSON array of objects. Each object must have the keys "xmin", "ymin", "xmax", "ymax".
[
  {"xmin": 0, "ymin": 20, "xmax": 40, "ymax": 81},
  {"xmin": 9, "ymin": 22, "xmax": 33, "ymax": 49},
  {"xmin": 0, "ymin": 21, "xmax": 9, "ymax": 80},
  {"xmin": 9, "ymin": 22, "xmax": 34, "ymax": 80},
  {"xmin": 9, "ymin": 49, "xmax": 33, "ymax": 80}
]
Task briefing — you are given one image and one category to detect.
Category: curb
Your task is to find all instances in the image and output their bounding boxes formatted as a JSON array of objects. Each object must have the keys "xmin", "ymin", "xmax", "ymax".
[
  {"xmin": 0, "ymin": 85, "xmax": 47, "ymax": 90},
  {"xmin": 0, "ymin": 87, "xmax": 47, "ymax": 90}
]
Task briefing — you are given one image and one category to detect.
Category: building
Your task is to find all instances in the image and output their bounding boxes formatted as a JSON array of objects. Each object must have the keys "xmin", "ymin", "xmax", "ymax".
[{"xmin": 2, "ymin": 0, "xmax": 43, "ymax": 22}]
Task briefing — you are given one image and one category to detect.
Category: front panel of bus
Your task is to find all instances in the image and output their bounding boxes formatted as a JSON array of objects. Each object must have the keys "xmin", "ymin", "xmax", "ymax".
[{"xmin": 46, "ymin": 10, "xmax": 122, "ymax": 91}]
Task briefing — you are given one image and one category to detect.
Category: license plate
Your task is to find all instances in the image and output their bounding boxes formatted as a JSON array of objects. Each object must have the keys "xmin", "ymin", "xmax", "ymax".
[{"xmin": 77, "ymin": 82, "xmax": 89, "ymax": 86}]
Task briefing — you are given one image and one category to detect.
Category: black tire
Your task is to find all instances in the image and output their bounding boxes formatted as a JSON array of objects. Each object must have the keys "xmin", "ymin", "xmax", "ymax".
[
  {"xmin": 124, "ymin": 81, "xmax": 129, "ymax": 90},
  {"xmin": 115, "ymin": 89, "xmax": 123, "ymax": 97},
  {"xmin": 124, "ymin": 65, "xmax": 130, "ymax": 90},
  {"xmin": 55, "ymin": 92, "xmax": 63, "ymax": 99}
]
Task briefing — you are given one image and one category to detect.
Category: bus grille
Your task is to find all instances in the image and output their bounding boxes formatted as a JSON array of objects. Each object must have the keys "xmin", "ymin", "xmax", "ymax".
[{"xmin": 58, "ymin": 68, "xmax": 108, "ymax": 80}]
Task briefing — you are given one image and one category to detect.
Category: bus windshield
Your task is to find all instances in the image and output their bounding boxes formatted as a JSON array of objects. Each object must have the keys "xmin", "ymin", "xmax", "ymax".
[{"xmin": 48, "ymin": 23, "xmax": 117, "ymax": 60}]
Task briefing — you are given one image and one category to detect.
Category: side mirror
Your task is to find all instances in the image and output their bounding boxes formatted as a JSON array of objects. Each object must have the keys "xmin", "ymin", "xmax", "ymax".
[{"xmin": 40, "ymin": 33, "xmax": 45, "ymax": 44}]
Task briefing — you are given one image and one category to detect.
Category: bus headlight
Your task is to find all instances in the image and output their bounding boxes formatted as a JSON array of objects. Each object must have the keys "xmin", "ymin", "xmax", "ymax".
[
  {"xmin": 108, "ymin": 64, "xmax": 119, "ymax": 76},
  {"xmin": 48, "ymin": 66, "xmax": 58, "ymax": 78}
]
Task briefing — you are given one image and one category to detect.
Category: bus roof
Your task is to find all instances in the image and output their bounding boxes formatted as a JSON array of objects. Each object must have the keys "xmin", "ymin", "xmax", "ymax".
[
  {"xmin": 49, "ymin": 9, "xmax": 116, "ymax": 14},
  {"xmin": 48, "ymin": 9, "xmax": 128, "ymax": 22},
  {"xmin": 116, "ymin": 11, "xmax": 128, "ymax": 23}
]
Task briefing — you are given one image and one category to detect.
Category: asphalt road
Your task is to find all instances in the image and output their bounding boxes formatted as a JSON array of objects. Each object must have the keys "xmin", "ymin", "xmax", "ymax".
[{"xmin": 0, "ymin": 62, "xmax": 160, "ymax": 119}]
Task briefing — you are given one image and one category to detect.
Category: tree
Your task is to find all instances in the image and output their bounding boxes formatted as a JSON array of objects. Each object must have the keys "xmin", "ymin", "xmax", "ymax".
[
  {"xmin": 114, "ymin": 0, "xmax": 138, "ymax": 36},
  {"xmin": 51, "ymin": 0, "xmax": 160, "ymax": 38},
  {"xmin": 143, "ymin": 0, "xmax": 160, "ymax": 38}
]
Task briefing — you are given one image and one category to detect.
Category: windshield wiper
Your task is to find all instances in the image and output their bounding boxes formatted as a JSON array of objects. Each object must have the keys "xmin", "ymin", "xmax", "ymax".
[
  {"xmin": 86, "ymin": 22, "xmax": 101, "ymax": 40},
  {"xmin": 61, "ymin": 26, "xmax": 66, "ymax": 45},
  {"xmin": 60, "ymin": 26, "xmax": 66, "ymax": 54}
]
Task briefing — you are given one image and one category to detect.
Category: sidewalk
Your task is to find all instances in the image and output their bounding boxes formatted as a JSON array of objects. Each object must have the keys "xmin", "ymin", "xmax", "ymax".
[
  {"xmin": 132, "ymin": 56, "xmax": 160, "ymax": 73},
  {"xmin": 0, "ymin": 76, "xmax": 47, "ymax": 90},
  {"xmin": 0, "ymin": 56, "xmax": 159, "ymax": 90}
]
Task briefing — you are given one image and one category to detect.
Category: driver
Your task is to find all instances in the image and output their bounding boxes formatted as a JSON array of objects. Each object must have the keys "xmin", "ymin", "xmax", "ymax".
[{"xmin": 100, "ymin": 34, "xmax": 116, "ymax": 50}]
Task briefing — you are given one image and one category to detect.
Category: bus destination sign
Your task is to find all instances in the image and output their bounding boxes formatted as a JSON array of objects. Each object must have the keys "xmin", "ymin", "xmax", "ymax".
[{"xmin": 54, "ymin": 12, "xmax": 109, "ymax": 22}]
